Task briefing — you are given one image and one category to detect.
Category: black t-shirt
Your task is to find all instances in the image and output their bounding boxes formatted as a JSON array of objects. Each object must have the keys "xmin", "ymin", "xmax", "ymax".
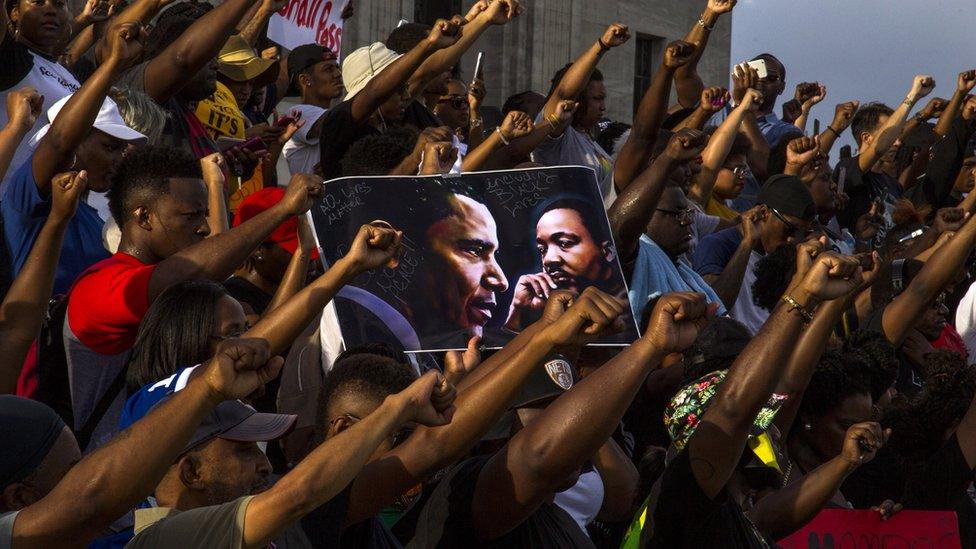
[
  {"xmin": 409, "ymin": 455, "xmax": 595, "ymax": 548},
  {"xmin": 840, "ymin": 445, "xmax": 907, "ymax": 509},
  {"xmin": 317, "ymin": 99, "xmax": 380, "ymax": 181},
  {"xmin": 646, "ymin": 449, "xmax": 768, "ymax": 548},
  {"xmin": 224, "ymin": 276, "xmax": 273, "ymax": 317},
  {"xmin": 292, "ymin": 485, "xmax": 402, "ymax": 548},
  {"xmin": 834, "ymin": 156, "xmax": 901, "ymax": 240},
  {"xmin": 903, "ymin": 433, "xmax": 976, "ymax": 549}
]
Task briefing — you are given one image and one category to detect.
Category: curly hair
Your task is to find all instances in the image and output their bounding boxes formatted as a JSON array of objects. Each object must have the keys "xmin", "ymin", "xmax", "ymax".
[
  {"xmin": 341, "ymin": 127, "xmax": 417, "ymax": 176},
  {"xmin": 791, "ymin": 350, "xmax": 873, "ymax": 438},
  {"xmin": 317, "ymin": 353, "xmax": 416, "ymax": 436},
  {"xmin": 752, "ymin": 243, "xmax": 796, "ymax": 311},
  {"xmin": 107, "ymin": 145, "xmax": 202, "ymax": 225},
  {"xmin": 883, "ymin": 349, "xmax": 976, "ymax": 462},
  {"xmin": 843, "ymin": 330, "xmax": 899, "ymax": 401}
]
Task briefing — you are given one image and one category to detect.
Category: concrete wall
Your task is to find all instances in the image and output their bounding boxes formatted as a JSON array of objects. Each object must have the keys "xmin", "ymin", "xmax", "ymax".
[{"xmin": 340, "ymin": 0, "xmax": 732, "ymax": 123}]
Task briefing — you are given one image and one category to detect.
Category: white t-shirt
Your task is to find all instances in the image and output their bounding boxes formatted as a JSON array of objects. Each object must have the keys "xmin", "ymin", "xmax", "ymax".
[
  {"xmin": 554, "ymin": 469, "xmax": 604, "ymax": 537},
  {"xmin": 282, "ymin": 104, "xmax": 328, "ymax": 176},
  {"xmin": 0, "ymin": 39, "xmax": 81, "ymax": 194},
  {"xmin": 956, "ymin": 281, "xmax": 976, "ymax": 359},
  {"xmin": 729, "ymin": 250, "xmax": 769, "ymax": 335}
]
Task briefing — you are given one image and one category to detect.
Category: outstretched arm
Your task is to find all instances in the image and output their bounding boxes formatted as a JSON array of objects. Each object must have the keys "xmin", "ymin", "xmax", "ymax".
[
  {"xmin": 881, "ymin": 209, "xmax": 976, "ymax": 346},
  {"xmin": 702, "ymin": 208, "xmax": 759, "ymax": 309},
  {"xmin": 347, "ymin": 19, "xmax": 461, "ymax": 124},
  {"xmin": 31, "ymin": 23, "xmax": 143, "ymax": 193},
  {"xmin": 614, "ymin": 40, "xmax": 694, "ymax": 192},
  {"xmin": 748, "ymin": 422, "xmax": 887, "ymax": 540},
  {"xmin": 609, "ymin": 129, "xmax": 706, "ymax": 269},
  {"xmin": 541, "ymin": 23, "xmax": 629, "ymax": 124},
  {"xmin": 818, "ymin": 101, "xmax": 858, "ymax": 156},
  {"xmin": 472, "ymin": 292, "xmax": 712, "ymax": 539},
  {"xmin": 857, "ymin": 75, "xmax": 935, "ymax": 174},
  {"xmin": 461, "ymin": 111, "xmax": 533, "ymax": 172},
  {"xmin": 688, "ymin": 88, "xmax": 755, "ymax": 207},
  {"xmin": 243, "ymin": 371, "xmax": 453, "ymax": 548},
  {"xmin": 674, "ymin": 0, "xmax": 736, "ymax": 108},
  {"xmin": 935, "ymin": 70, "xmax": 976, "ymax": 138},
  {"xmin": 12, "ymin": 338, "xmax": 283, "ymax": 548},
  {"xmin": 0, "ymin": 88, "xmax": 42, "ymax": 181},
  {"xmin": 0, "ymin": 172, "xmax": 86, "ymax": 394},
  {"xmin": 147, "ymin": 174, "xmax": 321, "ymax": 300},
  {"xmin": 690, "ymin": 253, "xmax": 862, "ymax": 498},
  {"xmin": 135, "ymin": 0, "xmax": 260, "ymax": 102}
]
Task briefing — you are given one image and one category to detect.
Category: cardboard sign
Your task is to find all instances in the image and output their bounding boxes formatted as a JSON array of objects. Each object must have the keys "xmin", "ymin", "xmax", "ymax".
[
  {"xmin": 268, "ymin": 0, "xmax": 348, "ymax": 54},
  {"xmin": 778, "ymin": 509, "xmax": 961, "ymax": 549},
  {"xmin": 309, "ymin": 166, "xmax": 641, "ymax": 353}
]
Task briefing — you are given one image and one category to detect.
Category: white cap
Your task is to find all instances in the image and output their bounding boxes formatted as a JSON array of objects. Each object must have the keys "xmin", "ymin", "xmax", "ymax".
[
  {"xmin": 30, "ymin": 94, "xmax": 149, "ymax": 148},
  {"xmin": 342, "ymin": 42, "xmax": 402, "ymax": 101}
]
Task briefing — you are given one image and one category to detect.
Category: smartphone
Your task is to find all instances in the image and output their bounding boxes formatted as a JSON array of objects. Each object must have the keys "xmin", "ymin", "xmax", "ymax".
[
  {"xmin": 836, "ymin": 167, "xmax": 847, "ymax": 196},
  {"xmin": 813, "ymin": 119, "xmax": 820, "ymax": 136},
  {"xmin": 746, "ymin": 59, "xmax": 768, "ymax": 79},
  {"xmin": 472, "ymin": 52, "xmax": 485, "ymax": 82},
  {"xmin": 840, "ymin": 145, "xmax": 852, "ymax": 160},
  {"xmin": 274, "ymin": 115, "xmax": 296, "ymax": 128},
  {"xmin": 239, "ymin": 136, "xmax": 267, "ymax": 153}
]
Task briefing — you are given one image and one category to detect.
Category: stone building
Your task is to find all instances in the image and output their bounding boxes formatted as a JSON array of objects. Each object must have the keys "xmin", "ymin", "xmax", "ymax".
[{"xmin": 341, "ymin": 0, "xmax": 733, "ymax": 123}]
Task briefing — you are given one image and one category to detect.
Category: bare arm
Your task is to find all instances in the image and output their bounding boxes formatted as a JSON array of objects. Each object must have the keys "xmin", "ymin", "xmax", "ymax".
[
  {"xmin": 936, "ymin": 71, "xmax": 976, "ymax": 138},
  {"xmin": 593, "ymin": 438, "xmax": 640, "ymax": 522},
  {"xmin": 31, "ymin": 24, "xmax": 141, "ymax": 193},
  {"xmin": 472, "ymin": 292, "xmax": 708, "ymax": 539},
  {"xmin": 461, "ymin": 111, "xmax": 532, "ymax": 173},
  {"xmin": 200, "ymin": 153, "xmax": 229, "ymax": 236},
  {"xmin": 609, "ymin": 129, "xmax": 706, "ymax": 267},
  {"xmin": 263, "ymin": 217, "xmax": 314, "ymax": 314},
  {"xmin": 689, "ymin": 253, "xmax": 861, "ymax": 498},
  {"xmin": 137, "ymin": 0, "xmax": 260, "ymax": 102},
  {"xmin": 818, "ymin": 101, "xmax": 858, "ymax": 156},
  {"xmin": 858, "ymin": 75, "xmax": 934, "ymax": 174},
  {"xmin": 748, "ymin": 423, "xmax": 886, "ymax": 540},
  {"xmin": 688, "ymin": 89, "xmax": 754, "ymax": 207},
  {"xmin": 881, "ymin": 209, "xmax": 976, "ymax": 346},
  {"xmin": 674, "ymin": 0, "xmax": 735, "ymax": 108},
  {"xmin": 238, "ymin": 0, "xmax": 283, "ymax": 46},
  {"xmin": 614, "ymin": 40, "xmax": 692, "ymax": 192},
  {"xmin": 243, "ymin": 372, "xmax": 449, "ymax": 548},
  {"xmin": 0, "ymin": 88, "xmax": 41, "ymax": 180},
  {"xmin": 147, "ymin": 174, "xmax": 320, "ymax": 300},
  {"xmin": 0, "ymin": 172, "xmax": 85, "ymax": 394},
  {"xmin": 347, "ymin": 21, "xmax": 460, "ymax": 124},
  {"xmin": 13, "ymin": 339, "xmax": 282, "ymax": 548},
  {"xmin": 701, "ymin": 216, "xmax": 756, "ymax": 309}
]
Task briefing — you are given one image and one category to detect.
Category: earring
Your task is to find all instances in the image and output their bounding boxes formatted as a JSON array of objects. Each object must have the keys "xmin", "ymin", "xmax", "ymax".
[{"xmin": 803, "ymin": 423, "xmax": 812, "ymax": 431}]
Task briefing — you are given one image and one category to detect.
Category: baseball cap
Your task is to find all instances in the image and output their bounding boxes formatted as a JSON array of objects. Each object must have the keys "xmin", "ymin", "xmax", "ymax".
[
  {"xmin": 342, "ymin": 42, "xmax": 402, "ymax": 101},
  {"xmin": 0, "ymin": 396, "xmax": 67, "ymax": 489},
  {"xmin": 286, "ymin": 44, "xmax": 339, "ymax": 97},
  {"xmin": 217, "ymin": 34, "xmax": 279, "ymax": 87},
  {"xmin": 30, "ymin": 94, "xmax": 148, "ymax": 147},
  {"xmin": 119, "ymin": 365, "xmax": 297, "ymax": 454},
  {"xmin": 758, "ymin": 174, "xmax": 817, "ymax": 222},
  {"xmin": 233, "ymin": 187, "xmax": 319, "ymax": 259}
]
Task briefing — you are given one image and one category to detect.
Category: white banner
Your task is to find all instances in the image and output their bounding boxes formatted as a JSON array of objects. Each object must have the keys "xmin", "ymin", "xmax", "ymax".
[{"xmin": 267, "ymin": 0, "xmax": 348, "ymax": 54}]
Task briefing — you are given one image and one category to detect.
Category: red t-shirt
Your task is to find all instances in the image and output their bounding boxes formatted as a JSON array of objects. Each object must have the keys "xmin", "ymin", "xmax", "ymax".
[{"xmin": 66, "ymin": 252, "xmax": 157, "ymax": 355}]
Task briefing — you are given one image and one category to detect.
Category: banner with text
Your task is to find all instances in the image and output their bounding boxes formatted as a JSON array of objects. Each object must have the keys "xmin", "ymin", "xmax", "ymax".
[
  {"xmin": 778, "ymin": 509, "xmax": 961, "ymax": 549},
  {"xmin": 268, "ymin": 0, "xmax": 348, "ymax": 53},
  {"xmin": 309, "ymin": 166, "xmax": 641, "ymax": 353}
]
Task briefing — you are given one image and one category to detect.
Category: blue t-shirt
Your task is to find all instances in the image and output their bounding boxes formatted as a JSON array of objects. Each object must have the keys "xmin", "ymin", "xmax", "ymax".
[
  {"xmin": 693, "ymin": 227, "xmax": 769, "ymax": 335},
  {"xmin": 118, "ymin": 366, "xmax": 198, "ymax": 431},
  {"xmin": 2, "ymin": 155, "xmax": 109, "ymax": 294}
]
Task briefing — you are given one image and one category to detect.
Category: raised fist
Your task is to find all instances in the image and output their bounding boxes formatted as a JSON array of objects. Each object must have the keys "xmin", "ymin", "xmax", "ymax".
[
  {"xmin": 663, "ymin": 40, "xmax": 695, "ymax": 70},
  {"xmin": 700, "ymin": 86, "xmax": 729, "ymax": 113},
  {"xmin": 600, "ymin": 23, "xmax": 630, "ymax": 49},
  {"xmin": 663, "ymin": 128, "xmax": 708, "ymax": 163}
]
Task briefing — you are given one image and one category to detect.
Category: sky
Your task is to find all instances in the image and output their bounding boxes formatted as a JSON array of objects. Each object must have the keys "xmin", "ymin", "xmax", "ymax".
[{"xmin": 730, "ymin": 0, "xmax": 976, "ymax": 151}]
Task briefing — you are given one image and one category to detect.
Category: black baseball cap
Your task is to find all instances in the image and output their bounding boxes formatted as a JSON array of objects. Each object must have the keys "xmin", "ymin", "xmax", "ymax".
[
  {"xmin": 0, "ymin": 396, "xmax": 66, "ymax": 490},
  {"xmin": 758, "ymin": 174, "xmax": 817, "ymax": 222},
  {"xmin": 286, "ymin": 44, "xmax": 338, "ymax": 97}
]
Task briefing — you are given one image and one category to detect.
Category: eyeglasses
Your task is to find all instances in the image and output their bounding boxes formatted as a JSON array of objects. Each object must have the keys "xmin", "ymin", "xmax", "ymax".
[
  {"xmin": 726, "ymin": 165, "xmax": 750, "ymax": 177},
  {"xmin": 655, "ymin": 207, "xmax": 695, "ymax": 226},
  {"xmin": 768, "ymin": 206, "xmax": 809, "ymax": 238},
  {"xmin": 437, "ymin": 95, "xmax": 467, "ymax": 110}
]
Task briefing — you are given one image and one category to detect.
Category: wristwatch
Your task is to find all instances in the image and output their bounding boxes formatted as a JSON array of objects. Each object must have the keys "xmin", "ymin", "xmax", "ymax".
[{"xmin": 470, "ymin": 117, "xmax": 484, "ymax": 128}]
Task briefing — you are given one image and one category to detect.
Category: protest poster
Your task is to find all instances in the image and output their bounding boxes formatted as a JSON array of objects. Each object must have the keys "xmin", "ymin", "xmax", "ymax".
[
  {"xmin": 267, "ymin": 0, "xmax": 348, "ymax": 53},
  {"xmin": 309, "ymin": 166, "xmax": 641, "ymax": 353},
  {"xmin": 778, "ymin": 509, "xmax": 961, "ymax": 549}
]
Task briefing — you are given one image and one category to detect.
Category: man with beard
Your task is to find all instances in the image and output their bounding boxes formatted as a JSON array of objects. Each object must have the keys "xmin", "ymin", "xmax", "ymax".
[{"xmin": 505, "ymin": 196, "xmax": 622, "ymax": 331}]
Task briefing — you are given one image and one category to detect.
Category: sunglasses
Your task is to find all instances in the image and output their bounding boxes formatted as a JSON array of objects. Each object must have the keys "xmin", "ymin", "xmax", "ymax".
[
  {"xmin": 769, "ymin": 206, "xmax": 809, "ymax": 238},
  {"xmin": 437, "ymin": 95, "xmax": 467, "ymax": 110}
]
